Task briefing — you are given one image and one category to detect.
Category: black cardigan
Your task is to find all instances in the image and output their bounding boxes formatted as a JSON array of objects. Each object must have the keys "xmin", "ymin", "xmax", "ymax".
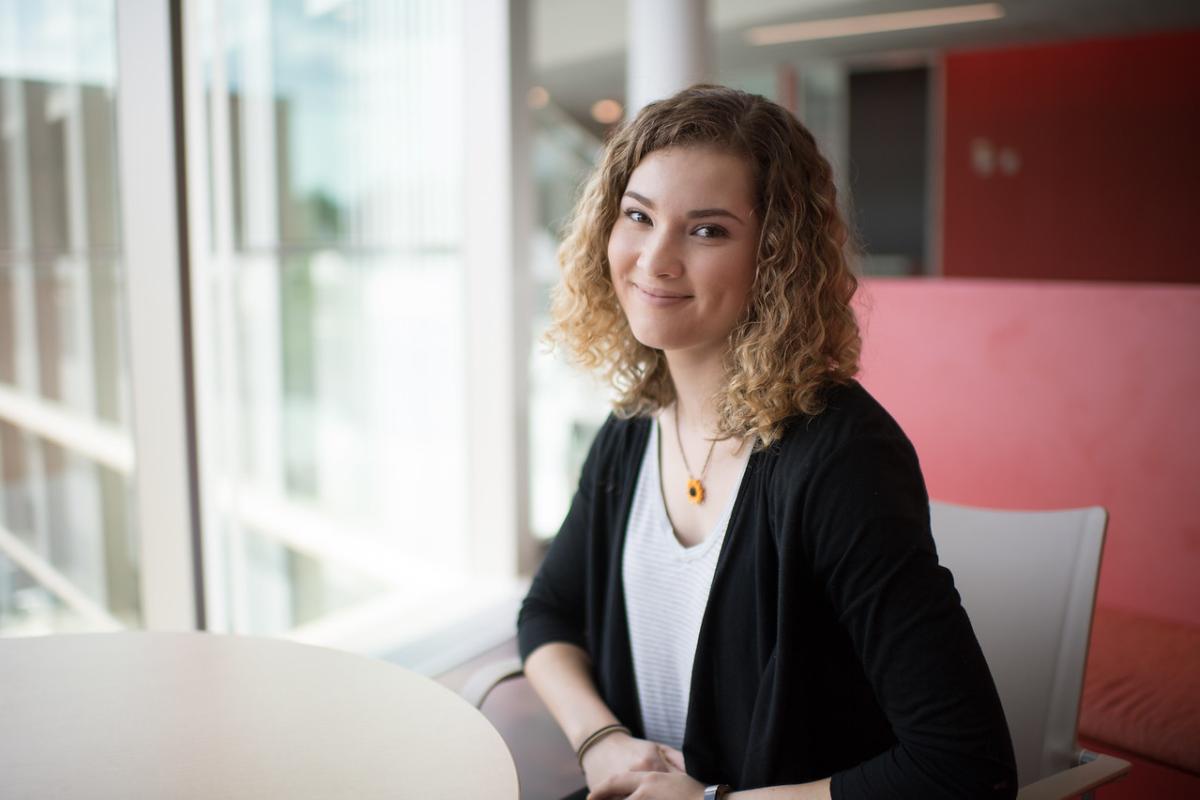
[{"xmin": 518, "ymin": 381, "xmax": 1017, "ymax": 799}]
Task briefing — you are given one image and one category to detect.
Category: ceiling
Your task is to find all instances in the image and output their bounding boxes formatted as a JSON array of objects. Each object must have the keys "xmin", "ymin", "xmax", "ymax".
[{"xmin": 532, "ymin": 0, "xmax": 1200, "ymax": 136}]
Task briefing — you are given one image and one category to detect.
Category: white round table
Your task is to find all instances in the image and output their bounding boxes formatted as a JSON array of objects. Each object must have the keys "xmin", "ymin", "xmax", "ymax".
[{"xmin": 0, "ymin": 632, "xmax": 519, "ymax": 799}]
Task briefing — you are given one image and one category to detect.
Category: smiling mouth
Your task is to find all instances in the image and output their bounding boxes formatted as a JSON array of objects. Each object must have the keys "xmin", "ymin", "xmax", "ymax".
[{"xmin": 633, "ymin": 283, "xmax": 692, "ymax": 300}]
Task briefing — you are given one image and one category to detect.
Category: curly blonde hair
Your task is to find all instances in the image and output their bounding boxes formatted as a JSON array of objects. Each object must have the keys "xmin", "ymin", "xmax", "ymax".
[{"xmin": 547, "ymin": 84, "xmax": 861, "ymax": 447}]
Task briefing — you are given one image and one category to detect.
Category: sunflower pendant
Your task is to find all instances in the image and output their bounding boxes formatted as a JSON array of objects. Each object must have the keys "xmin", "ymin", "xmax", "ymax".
[{"xmin": 686, "ymin": 478, "xmax": 706, "ymax": 505}]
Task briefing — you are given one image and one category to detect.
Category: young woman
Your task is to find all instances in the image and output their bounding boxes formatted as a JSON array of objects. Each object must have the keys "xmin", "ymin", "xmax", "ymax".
[{"xmin": 517, "ymin": 85, "xmax": 1017, "ymax": 800}]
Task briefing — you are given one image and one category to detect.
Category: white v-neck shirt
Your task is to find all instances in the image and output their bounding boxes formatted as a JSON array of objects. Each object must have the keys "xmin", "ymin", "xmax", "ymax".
[{"xmin": 621, "ymin": 419, "xmax": 751, "ymax": 750}]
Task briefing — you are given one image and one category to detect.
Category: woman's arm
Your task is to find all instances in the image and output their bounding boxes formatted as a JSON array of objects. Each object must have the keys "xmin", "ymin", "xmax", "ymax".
[
  {"xmin": 729, "ymin": 781, "xmax": 831, "ymax": 799},
  {"xmin": 587, "ymin": 774, "xmax": 832, "ymax": 799},
  {"xmin": 525, "ymin": 641, "xmax": 685, "ymax": 788},
  {"xmin": 524, "ymin": 641, "xmax": 621, "ymax": 750},
  {"xmin": 805, "ymin": 435, "xmax": 1018, "ymax": 799},
  {"xmin": 518, "ymin": 418, "xmax": 685, "ymax": 789}
]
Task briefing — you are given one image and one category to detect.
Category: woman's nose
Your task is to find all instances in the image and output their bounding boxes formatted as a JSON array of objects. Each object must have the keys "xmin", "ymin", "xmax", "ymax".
[{"xmin": 636, "ymin": 229, "xmax": 683, "ymax": 278}]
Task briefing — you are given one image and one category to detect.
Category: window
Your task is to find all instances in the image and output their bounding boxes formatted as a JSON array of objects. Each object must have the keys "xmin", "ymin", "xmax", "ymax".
[
  {"xmin": 1, "ymin": 1, "xmax": 528, "ymax": 673},
  {"xmin": 0, "ymin": 0, "xmax": 137, "ymax": 634},
  {"xmin": 184, "ymin": 0, "xmax": 524, "ymax": 668}
]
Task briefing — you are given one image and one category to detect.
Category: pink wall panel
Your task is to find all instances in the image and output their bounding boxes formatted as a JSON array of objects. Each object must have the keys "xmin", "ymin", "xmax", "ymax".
[{"xmin": 855, "ymin": 278, "xmax": 1200, "ymax": 626}]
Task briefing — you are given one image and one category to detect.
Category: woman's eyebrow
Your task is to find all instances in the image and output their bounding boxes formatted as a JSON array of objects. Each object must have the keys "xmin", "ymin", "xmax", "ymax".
[
  {"xmin": 687, "ymin": 207, "xmax": 744, "ymax": 224},
  {"xmin": 623, "ymin": 191, "xmax": 745, "ymax": 225}
]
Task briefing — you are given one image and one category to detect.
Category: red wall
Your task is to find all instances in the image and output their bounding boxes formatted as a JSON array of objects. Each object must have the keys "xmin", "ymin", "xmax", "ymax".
[
  {"xmin": 855, "ymin": 277, "xmax": 1200, "ymax": 628},
  {"xmin": 941, "ymin": 31, "xmax": 1200, "ymax": 283}
]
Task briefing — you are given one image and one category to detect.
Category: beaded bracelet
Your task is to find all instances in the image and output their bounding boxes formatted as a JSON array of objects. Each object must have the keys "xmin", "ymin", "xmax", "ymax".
[{"xmin": 575, "ymin": 723, "xmax": 632, "ymax": 770}]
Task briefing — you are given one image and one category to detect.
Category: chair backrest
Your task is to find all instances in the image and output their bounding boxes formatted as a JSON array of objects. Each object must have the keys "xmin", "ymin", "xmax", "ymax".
[{"xmin": 929, "ymin": 501, "xmax": 1107, "ymax": 788}]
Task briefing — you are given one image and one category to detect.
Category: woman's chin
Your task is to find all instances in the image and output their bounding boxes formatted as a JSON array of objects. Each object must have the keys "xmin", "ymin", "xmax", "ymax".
[{"xmin": 627, "ymin": 326, "xmax": 685, "ymax": 353}]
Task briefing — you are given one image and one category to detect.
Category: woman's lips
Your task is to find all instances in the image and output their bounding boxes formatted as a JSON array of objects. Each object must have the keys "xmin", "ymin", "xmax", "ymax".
[{"xmin": 633, "ymin": 283, "xmax": 692, "ymax": 306}]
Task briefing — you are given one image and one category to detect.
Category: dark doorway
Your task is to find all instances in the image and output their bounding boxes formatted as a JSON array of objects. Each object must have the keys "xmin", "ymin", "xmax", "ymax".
[{"xmin": 848, "ymin": 67, "xmax": 929, "ymax": 276}]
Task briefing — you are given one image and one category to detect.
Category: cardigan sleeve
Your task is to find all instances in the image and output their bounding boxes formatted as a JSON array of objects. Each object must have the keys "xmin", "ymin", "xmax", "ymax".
[
  {"xmin": 804, "ymin": 434, "xmax": 1018, "ymax": 800},
  {"xmin": 516, "ymin": 415, "xmax": 612, "ymax": 661}
]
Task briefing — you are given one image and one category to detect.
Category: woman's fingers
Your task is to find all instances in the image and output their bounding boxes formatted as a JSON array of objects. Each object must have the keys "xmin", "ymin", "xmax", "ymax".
[
  {"xmin": 587, "ymin": 770, "xmax": 647, "ymax": 799},
  {"xmin": 582, "ymin": 735, "xmax": 679, "ymax": 795},
  {"xmin": 658, "ymin": 745, "xmax": 686, "ymax": 773},
  {"xmin": 631, "ymin": 750, "xmax": 666, "ymax": 772},
  {"xmin": 589, "ymin": 770, "xmax": 703, "ymax": 800}
]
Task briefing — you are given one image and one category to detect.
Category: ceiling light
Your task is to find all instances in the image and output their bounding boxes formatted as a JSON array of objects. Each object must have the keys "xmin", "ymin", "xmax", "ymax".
[
  {"xmin": 527, "ymin": 86, "xmax": 550, "ymax": 109},
  {"xmin": 591, "ymin": 99, "xmax": 623, "ymax": 125},
  {"xmin": 746, "ymin": 3, "xmax": 1005, "ymax": 46}
]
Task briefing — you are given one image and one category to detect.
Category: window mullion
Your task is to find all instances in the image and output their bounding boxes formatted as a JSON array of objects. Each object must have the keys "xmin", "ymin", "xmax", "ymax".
[{"xmin": 114, "ymin": 0, "xmax": 200, "ymax": 630}]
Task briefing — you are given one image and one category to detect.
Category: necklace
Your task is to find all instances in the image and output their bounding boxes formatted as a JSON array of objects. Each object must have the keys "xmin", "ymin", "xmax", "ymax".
[{"xmin": 674, "ymin": 406, "xmax": 717, "ymax": 505}]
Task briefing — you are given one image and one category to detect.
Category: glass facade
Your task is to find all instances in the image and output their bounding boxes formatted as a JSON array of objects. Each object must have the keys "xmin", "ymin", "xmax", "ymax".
[
  {"xmin": 185, "ymin": 0, "xmax": 500, "ymax": 654},
  {"xmin": 0, "ymin": 0, "xmax": 139, "ymax": 634}
]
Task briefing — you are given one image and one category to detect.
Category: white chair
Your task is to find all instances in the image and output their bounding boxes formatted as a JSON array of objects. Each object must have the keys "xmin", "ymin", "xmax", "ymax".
[
  {"xmin": 464, "ymin": 501, "xmax": 1131, "ymax": 799},
  {"xmin": 929, "ymin": 501, "xmax": 1129, "ymax": 799}
]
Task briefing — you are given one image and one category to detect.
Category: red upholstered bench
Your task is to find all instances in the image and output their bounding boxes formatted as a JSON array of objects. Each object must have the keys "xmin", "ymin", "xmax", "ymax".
[{"xmin": 1077, "ymin": 606, "xmax": 1200, "ymax": 797}]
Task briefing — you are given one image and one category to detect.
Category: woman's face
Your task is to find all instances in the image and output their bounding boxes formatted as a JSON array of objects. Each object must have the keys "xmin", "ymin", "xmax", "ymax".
[{"xmin": 607, "ymin": 146, "xmax": 761, "ymax": 363}]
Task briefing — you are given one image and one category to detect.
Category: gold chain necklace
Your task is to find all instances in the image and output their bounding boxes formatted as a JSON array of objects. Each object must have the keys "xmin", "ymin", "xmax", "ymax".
[{"xmin": 674, "ymin": 406, "xmax": 717, "ymax": 505}]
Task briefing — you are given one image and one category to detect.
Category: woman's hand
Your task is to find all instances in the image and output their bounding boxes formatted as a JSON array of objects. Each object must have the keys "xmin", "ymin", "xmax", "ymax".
[
  {"xmin": 581, "ymin": 731, "xmax": 687, "ymax": 792},
  {"xmin": 587, "ymin": 770, "xmax": 706, "ymax": 800}
]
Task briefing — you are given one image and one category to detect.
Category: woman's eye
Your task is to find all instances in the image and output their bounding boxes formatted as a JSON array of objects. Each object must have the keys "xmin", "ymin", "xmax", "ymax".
[
  {"xmin": 624, "ymin": 208, "xmax": 650, "ymax": 224},
  {"xmin": 694, "ymin": 224, "xmax": 728, "ymax": 239}
]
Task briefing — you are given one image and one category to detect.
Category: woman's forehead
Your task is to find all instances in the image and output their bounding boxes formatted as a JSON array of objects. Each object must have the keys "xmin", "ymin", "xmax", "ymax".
[{"xmin": 624, "ymin": 146, "xmax": 756, "ymax": 207}]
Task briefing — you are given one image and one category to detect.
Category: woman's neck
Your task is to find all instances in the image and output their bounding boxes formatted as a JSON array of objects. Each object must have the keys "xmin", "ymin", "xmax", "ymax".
[{"xmin": 663, "ymin": 346, "xmax": 727, "ymax": 437}]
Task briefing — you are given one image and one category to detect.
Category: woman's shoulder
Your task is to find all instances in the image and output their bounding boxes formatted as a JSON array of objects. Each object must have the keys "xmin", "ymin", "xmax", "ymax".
[
  {"xmin": 765, "ymin": 379, "xmax": 918, "ymax": 474},
  {"xmin": 593, "ymin": 410, "xmax": 653, "ymax": 450},
  {"xmin": 763, "ymin": 381, "xmax": 929, "ymax": 548},
  {"xmin": 580, "ymin": 410, "xmax": 653, "ymax": 481}
]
